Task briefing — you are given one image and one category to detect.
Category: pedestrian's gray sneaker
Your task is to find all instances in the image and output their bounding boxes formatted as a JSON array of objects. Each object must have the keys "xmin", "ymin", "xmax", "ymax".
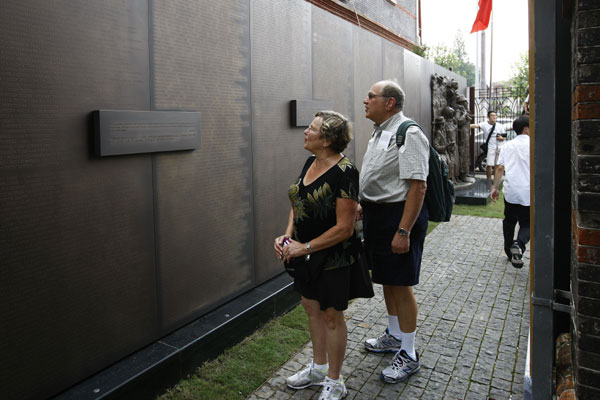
[
  {"xmin": 380, "ymin": 350, "xmax": 420, "ymax": 383},
  {"xmin": 286, "ymin": 361, "xmax": 327, "ymax": 389},
  {"xmin": 318, "ymin": 376, "xmax": 347, "ymax": 400},
  {"xmin": 510, "ymin": 242, "xmax": 524, "ymax": 268},
  {"xmin": 364, "ymin": 329, "xmax": 402, "ymax": 353}
]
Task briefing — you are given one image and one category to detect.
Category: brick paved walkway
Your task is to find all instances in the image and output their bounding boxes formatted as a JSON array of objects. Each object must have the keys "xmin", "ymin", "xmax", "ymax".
[{"xmin": 249, "ymin": 215, "xmax": 530, "ymax": 400}]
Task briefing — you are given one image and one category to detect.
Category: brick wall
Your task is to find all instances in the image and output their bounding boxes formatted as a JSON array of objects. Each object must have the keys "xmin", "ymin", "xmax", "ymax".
[
  {"xmin": 306, "ymin": 0, "xmax": 418, "ymax": 50},
  {"xmin": 571, "ymin": 1, "xmax": 600, "ymax": 398}
]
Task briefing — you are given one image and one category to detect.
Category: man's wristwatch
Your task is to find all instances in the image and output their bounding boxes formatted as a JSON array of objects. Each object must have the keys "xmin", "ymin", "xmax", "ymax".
[{"xmin": 397, "ymin": 227, "xmax": 410, "ymax": 236}]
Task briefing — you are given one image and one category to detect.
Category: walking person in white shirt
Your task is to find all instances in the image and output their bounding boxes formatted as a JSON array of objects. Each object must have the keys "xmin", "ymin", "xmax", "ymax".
[{"xmin": 491, "ymin": 115, "xmax": 531, "ymax": 268}]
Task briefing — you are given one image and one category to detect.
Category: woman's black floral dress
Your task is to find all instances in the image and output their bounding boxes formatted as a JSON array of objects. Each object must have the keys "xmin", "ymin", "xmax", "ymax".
[{"xmin": 288, "ymin": 155, "xmax": 362, "ymax": 271}]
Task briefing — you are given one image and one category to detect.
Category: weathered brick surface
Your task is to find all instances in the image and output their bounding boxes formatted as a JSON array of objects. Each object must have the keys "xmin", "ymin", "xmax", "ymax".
[
  {"xmin": 576, "ymin": 46, "xmax": 600, "ymax": 63},
  {"xmin": 577, "ymin": 0, "xmax": 600, "ymax": 11},
  {"xmin": 577, "ymin": 27, "xmax": 600, "ymax": 46},
  {"xmin": 578, "ymin": 10, "xmax": 600, "ymax": 28},
  {"xmin": 573, "ymin": 120, "xmax": 600, "ymax": 139},
  {"xmin": 572, "ymin": 102, "xmax": 600, "ymax": 119},
  {"xmin": 577, "ymin": 64, "xmax": 600, "ymax": 83},
  {"xmin": 575, "ymin": 279, "xmax": 600, "ymax": 298},
  {"xmin": 576, "ymin": 139, "xmax": 600, "ymax": 155},
  {"xmin": 575, "ymin": 366, "xmax": 600, "ymax": 387},
  {"xmin": 577, "ymin": 225, "xmax": 600, "ymax": 246},
  {"xmin": 577, "ymin": 155, "xmax": 600, "ymax": 174},
  {"xmin": 578, "ymin": 347, "xmax": 600, "ymax": 369},
  {"xmin": 577, "ymin": 384, "xmax": 600, "ymax": 400},
  {"xmin": 575, "ymin": 332, "xmax": 600, "ymax": 354},
  {"xmin": 577, "ymin": 244, "xmax": 600, "ymax": 264},
  {"xmin": 249, "ymin": 216, "xmax": 530, "ymax": 399},
  {"xmin": 578, "ymin": 192, "xmax": 600, "ymax": 211},
  {"xmin": 578, "ymin": 211, "xmax": 600, "ymax": 229},
  {"xmin": 577, "ymin": 296, "xmax": 600, "ymax": 318},
  {"xmin": 571, "ymin": 16, "xmax": 600, "ymax": 390},
  {"xmin": 573, "ymin": 84, "xmax": 600, "ymax": 103},
  {"xmin": 576, "ymin": 262, "xmax": 600, "ymax": 281}
]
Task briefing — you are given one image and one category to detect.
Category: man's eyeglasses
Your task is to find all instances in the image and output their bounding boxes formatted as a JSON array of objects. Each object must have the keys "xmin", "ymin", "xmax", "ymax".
[{"xmin": 367, "ymin": 93, "xmax": 388, "ymax": 100}]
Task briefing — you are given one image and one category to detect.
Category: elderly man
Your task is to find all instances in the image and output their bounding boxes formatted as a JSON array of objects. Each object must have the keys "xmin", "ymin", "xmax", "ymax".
[{"xmin": 359, "ymin": 80, "xmax": 429, "ymax": 383}]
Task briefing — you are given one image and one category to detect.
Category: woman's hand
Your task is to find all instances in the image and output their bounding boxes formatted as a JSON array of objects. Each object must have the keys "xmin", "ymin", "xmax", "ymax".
[
  {"xmin": 281, "ymin": 239, "xmax": 307, "ymax": 263},
  {"xmin": 274, "ymin": 235, "xmax": 288, "ymax": 261},
  {"xmin": 356, "ymin": 204, "xmax": 363, "ymax": 221}
]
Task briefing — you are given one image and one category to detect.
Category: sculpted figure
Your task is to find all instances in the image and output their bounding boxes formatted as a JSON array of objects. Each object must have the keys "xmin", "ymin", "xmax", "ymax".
[
  {"xmin": 430, "ymin": 74, "xmax": 447, "ymax": 121},
  {"xmin": 441, "ymin": 106, "xmax": 458, "ymax": 183},
  {"xmin": 454, "ymin": 95, "xmax": 473, "ymax": 182},
  {"xmin": 432, "ymin": 116, "xmax": 451, "ymax": 170},
  {"xmin": 447, "ymin": 79, "xmax": 459, "ymax": 108},
  {"xmin": 431, "ymin": 74, "xmax": 474, "ymax": 184}
]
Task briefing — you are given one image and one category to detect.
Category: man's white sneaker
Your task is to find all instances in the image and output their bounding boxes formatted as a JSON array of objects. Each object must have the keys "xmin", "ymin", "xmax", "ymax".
[
  {"xmin": 380, "ymin": 350, "xmax": 420, "ymax": 383},
  {"xmin": 318, "ymin": 376, "xmax": 347, "ymax": 400},
  {"xmin": 364, "ymin": 329, "xmax": 402, "ymax": 353},
  {"xmin": 286, "ymin": 361, "xmax": 327, "ymax": 389}
]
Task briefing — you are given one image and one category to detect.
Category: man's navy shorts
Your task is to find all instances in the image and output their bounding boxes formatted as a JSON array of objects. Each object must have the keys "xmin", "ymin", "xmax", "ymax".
[{"xmin": 361, "ymin": 201, "xmax": 428, "ymax": 286}]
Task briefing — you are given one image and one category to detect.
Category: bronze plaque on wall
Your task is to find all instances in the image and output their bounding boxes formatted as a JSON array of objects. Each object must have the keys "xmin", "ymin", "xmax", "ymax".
[
  {"xmin": 289, "ymin": 100, "xmax": 333, "ymax": 127},
  {"xmin": 94, "ymin": 110, "xmax": 201, "ymax": 156}
]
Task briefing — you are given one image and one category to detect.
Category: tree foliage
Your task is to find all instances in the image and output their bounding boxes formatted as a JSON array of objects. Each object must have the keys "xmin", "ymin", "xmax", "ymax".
[
  {"xmin": 424, "ymin": 33, "xmax": 475, "ymax": 86},
  {"xmin": 507, "ymin": 52, "xmax": 529, "ymax": 89}
]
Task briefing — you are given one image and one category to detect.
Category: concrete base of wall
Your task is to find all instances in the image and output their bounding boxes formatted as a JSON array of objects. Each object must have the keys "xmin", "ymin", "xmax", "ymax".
[{"xmin": 53, "ymin": 273, "xmax": 299, "ymax": 400}]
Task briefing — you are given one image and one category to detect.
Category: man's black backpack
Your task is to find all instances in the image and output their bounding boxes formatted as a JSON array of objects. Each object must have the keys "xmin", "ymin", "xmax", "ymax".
[{"xmin": 396, "ymin": 119, "xmax": 455, "ymax": 222}]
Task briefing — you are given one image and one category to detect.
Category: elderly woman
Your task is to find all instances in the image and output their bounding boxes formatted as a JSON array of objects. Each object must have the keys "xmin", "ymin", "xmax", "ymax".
[{"xmin": 274, "ymin": 110, "xmax": 373, "ymax": 400}]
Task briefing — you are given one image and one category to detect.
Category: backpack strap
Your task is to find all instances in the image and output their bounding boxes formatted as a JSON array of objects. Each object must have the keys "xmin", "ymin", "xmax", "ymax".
[
  {"xmin": 396, "ymin": 119, "xmax": 422, "ymax": 147},
  {"xmin": 484, "ymin": 123, "xmax": 496, "ymax": 145}
]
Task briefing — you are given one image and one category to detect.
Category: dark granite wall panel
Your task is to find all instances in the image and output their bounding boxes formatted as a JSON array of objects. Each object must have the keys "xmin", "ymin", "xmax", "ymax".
[
  {"xmin": 0, "ymin": 2, "xmax": 470, "ymax": 398},
  {"xmin": 0, "ymin": 2, "xmax": 156, "ymax": 399},
  {"xmin": 250, "ymin": 0, "xmax": 312, "ymax": 283},
  {"xmin": 312, "ymin": 7, "xmax": 355, "ymax": 161},
  {"xmin": 402, "ymin": 50, "xmax": 423, "ymax": 127},
  {"xmin": 151, "ymin": 0, "xmax": 254, "ymax": 332},
  {"xmin": 353, "ymin": 27, "xmax": 383, "ymax": 170},
  {"xmin": 383, "ymin": 40, "xmax": 406, "ymax": 88}
]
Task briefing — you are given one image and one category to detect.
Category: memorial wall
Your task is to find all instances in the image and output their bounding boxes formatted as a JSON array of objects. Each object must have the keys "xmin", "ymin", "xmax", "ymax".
[{"xmin": 0, "ymin": 1, "xmax": 465, "ymax": 398}]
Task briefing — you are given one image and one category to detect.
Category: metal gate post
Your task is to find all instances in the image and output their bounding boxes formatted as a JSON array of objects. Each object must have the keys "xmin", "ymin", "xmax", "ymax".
[{"xmin": 531, "ymin": 0, "xmax": 556, "ymax": 398}]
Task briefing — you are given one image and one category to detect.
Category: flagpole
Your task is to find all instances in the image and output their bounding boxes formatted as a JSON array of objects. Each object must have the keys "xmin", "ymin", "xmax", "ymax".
[
  {"xmin": 475, "ymin": 31, "xmax": 480, "ymax": 92},
  {"xmin": 489, "ymin": 9, "xmax": 493, "ymax": 104},
  {"xmin": 481, "ymin": 30, "xmax": 486, "ymax": 91}
]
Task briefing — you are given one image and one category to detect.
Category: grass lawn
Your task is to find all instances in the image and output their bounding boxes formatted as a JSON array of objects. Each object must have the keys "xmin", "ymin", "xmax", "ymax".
[
  {"xmin": 158, "ymin": 194, "xmax": 504, "ymax": 399},
  {"xmin": 452, "ymin": 190, "xmax": 505, "ymax": 219},
  {"xmin": 159, "ymin": 306, "xmax": 309, "ymax": 400}
]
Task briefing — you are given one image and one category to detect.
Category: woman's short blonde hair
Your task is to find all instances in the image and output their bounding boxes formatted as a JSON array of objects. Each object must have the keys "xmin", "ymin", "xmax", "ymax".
[{"xmin": 314, "ymin": 110, "xmax": 353, "ymax": 153}]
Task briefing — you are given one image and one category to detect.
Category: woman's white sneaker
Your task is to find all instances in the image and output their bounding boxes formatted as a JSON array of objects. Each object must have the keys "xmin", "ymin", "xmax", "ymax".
[
  {"xmin": 318, "ymin": 376, "xmax": 347, "ymax": 400},
  {"xmin": 286, "ymin": 361, "xmax": 327, "ymax": 389}
]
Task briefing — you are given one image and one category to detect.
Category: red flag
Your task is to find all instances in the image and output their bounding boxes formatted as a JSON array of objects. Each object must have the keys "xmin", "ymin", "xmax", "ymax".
[{"xmin": 470, "ymin": 0, "xmax": 493, "ymax": 33}]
